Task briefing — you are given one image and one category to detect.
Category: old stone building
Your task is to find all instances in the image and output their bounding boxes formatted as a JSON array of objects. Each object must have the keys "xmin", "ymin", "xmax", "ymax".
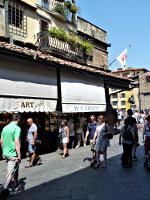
[
  {"xmin": 110, "ymin": 67, "xmax": 148, "ymax": 111},
  {"xmin": 0, "ymin": 0, "xmax": 132, "ymax": 157},
  {"xmin": 0, "ymin": 0, "xmax": 109, "ymax": 70},
  {"xmin": 139, "ymin": 72, "xmax": 150, "ymax": 110}
]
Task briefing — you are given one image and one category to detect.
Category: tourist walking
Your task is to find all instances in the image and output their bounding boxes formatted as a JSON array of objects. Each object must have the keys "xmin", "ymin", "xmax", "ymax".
[
  {"xmin": 0, "ymin": 114, "xmax": 21, "ymax": 190},
  {"xmin": 75, "ymin": 119, "xmax": 86, "ymax": 148},
  {"xmin": 59, "ymin": 119, "xmax": 69, "ymax": 159},
  {"xmin": 119, "ymin": 117, "xmax": 136, "ymax": 168},
  {"xmin": 25, "ymin": 118, "xmax": 38, "ymax": 167},
  {"xmin": 85, "ymin": 115, "xmax": 97, "ymax": 166},
  {"xmin": 68, "ymin": 117, "xmax": 75, "ymax": 149},
  {"xmin": 126, "ymin": 109, "xmax": 139, "ymax": 161},
  {"xmin": 93, "ymin": 115, "xmax": 111, "ymax": 168},
  {"xmin": 143, "ymin": 116, "xmax": 150, "ymax": 160}
]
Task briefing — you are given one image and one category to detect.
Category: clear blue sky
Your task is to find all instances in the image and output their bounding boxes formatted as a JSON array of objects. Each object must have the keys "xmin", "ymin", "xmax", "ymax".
[{"xmin": 76, "ymin": 0, "xmax": 150, "ymax": 70}]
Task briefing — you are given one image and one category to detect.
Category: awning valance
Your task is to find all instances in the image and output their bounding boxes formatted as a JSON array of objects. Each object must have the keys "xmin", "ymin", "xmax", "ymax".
[
  {"xmin": 0, "ymin": 98, "xmax": 57, "ymax": 112},
  {"xmin": 61, "ymin": 70, "xmax": 106, "ymax": 113}
]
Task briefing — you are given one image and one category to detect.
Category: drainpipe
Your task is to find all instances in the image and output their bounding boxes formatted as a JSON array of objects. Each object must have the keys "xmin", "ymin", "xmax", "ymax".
[
  {"xmin": 71, "ymin": 0, "xmax": 77, "ymax": 31},
  {"xmin": 4, "ymin": 0, "xmax": 9, "ymax": 37}
]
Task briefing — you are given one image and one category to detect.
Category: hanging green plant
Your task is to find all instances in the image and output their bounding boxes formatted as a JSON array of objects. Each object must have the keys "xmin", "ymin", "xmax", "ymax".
[
  {"xmin": 81, "ymin": 40, "xmax": 93, "ymax": 55},
  {"xmin": 48, "ymin": 27, "xmax": 68, "ymax": 42},
  {"xmin": 68, "ymin": 34, "xmax": 81, "ymax": 47},
  {"xmin": 48, "ymin": 28, "xmax": 93, "ymax": 56},
  {"xmin": 54, "ymin": 3, "xmax": 66, "ymax": 17},
  {"xmin": 70, "ymin": 3, "xmax": 79, "ymax": 14},
  {"xmin": 64, "ymin": 1, "xmax": 72, "ymax": 10}
]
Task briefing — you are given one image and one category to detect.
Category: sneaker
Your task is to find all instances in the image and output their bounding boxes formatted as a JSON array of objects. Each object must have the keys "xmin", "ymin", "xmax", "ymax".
[
  {"xmin": 84, "ymin": 143, "xmax": 86, "ymax": 147},
  {"xmin": 14, "ymin": 185, "xmax": 21, "ymax": 192},
  {"xmin": 75, "ymin": 145, "xmax": 80, "ymax": 148}
]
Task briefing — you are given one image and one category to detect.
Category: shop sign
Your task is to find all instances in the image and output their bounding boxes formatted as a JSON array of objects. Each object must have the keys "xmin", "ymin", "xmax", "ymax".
[
  {"xmin": 21, "ymin": 102, "xmax": 34, "ymax": 109},
  {"xmin": 62, "ymin": 104, "xmax": 106, "ymax": 113},
  {"xmin": 0, "ymin": 98, "xmax": 57, "ymax": 112}
]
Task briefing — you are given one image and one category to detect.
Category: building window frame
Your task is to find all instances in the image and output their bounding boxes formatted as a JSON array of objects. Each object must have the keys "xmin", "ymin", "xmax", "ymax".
[
  {"xmin": 121, "ymin": 93, "xmax": 125, "ymax": 99},
  {"xmin": 121, "ymin": 101, "xmax": 126, "ymax": 106},
  {"xmin": 8, "ymin": 1, "xmax": 27, "ymax": 37},
  {"xmin": 112, "ymin": 101, "xmax": 118, "ymax": 106}
]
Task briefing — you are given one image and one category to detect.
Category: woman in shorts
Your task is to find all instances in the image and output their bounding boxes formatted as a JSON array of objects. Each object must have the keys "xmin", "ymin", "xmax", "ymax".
[
  {"xmin": 59, "ymin": 119, "xmax": 70, "ymax": 159},
  {"xmin": 93, "ymin": 115, "xmax": 110, "ymax": 168}
]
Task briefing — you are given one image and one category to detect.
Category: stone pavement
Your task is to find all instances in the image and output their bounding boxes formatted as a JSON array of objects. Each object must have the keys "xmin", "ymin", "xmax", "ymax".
[{"xmin": 0, "ymin": 134, "xmax": 150, "ymax": 200}]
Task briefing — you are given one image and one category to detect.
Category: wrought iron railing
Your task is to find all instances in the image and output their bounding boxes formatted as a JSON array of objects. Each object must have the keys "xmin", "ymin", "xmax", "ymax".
[{"xmin": 37, "ymin": 32, "xmax": 84, "ymax": 61}]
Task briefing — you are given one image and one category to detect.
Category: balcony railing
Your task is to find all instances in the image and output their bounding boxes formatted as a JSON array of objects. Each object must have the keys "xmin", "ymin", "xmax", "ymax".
[{"xmin": 37, "ymin": 32, "xmax": 85, "ymax": 62}]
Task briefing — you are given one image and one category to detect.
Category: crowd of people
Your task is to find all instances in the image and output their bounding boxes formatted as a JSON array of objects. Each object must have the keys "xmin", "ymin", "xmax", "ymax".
[{"xmin": 1, "ymin": 109, "xmax": 150, "ymax": 192}]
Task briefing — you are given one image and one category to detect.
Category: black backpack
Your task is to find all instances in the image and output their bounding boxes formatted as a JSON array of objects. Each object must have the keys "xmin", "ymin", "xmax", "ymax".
[{"xmin": 123, "ymin": 125, "xmax": 134, "ymax": 141}]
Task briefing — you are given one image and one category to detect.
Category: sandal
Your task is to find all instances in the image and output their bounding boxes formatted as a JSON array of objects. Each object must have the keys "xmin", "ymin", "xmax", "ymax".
[
  {"xmin": 25, "ymin": 164, "xmax": 33, "ymax": 168},
  {"xmin": 93, "ymin": 164, "xmax": 100, "ymax": 169}
]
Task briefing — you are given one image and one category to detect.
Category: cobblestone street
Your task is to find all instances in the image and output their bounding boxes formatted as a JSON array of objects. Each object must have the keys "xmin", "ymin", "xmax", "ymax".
[{"xmin": 0, "ymin": 134, "xmax": 150, "ymax": 200}]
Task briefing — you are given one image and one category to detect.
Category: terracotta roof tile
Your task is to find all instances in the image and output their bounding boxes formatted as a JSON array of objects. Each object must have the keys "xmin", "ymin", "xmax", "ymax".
[{"xmin": 0, "ymin": 41, "xmax": 131, "ymax": 82}]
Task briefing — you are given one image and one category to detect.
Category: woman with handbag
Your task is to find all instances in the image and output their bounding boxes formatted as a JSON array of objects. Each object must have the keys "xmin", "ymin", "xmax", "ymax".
[{"xmin": 93, "ymin": 115, "xmax": 112, "ymax": 168}]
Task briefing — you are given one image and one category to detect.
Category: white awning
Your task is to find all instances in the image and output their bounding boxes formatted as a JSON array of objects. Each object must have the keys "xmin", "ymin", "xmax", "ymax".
[
  {"xmin": 0, "ymin": 55, "xmax": 57, "ymax": 99},
  {"xmin": 0, "ymin": 98, "xmax": 57, "ymax": 112},
  {"xmin": 61, "ymin": 70, "xmax": 106, "ymax": 113}
]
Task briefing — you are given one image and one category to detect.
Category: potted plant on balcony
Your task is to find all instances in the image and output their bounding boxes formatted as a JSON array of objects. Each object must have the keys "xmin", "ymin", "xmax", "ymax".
[
  {"xmin": 48, "ymin": 27, "xmax": 68, "ymax": 42},
  {"xmin": 68, "ymin": 34, "xmax": 81, "ymax": 47},
  {"xmin": 64, "ymin": 1, "xmax": 72, "ymax": 10},
  {"xmin": 54, "ymin": 3, "xmax": 67, "ymax": 17},
  {"xmin": 81, "ymin": 40, "xmax": 93, "ymax": 56},
  {"xmin": 70, "ymin": 3, "xmax": 78, "ymax": 14}
]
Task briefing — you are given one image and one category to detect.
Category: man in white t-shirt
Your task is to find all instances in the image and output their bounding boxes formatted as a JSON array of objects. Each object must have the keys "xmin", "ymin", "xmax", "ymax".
[{"xmin": 26, "ymin": 118, "xmax": 37, "ymax": 167}]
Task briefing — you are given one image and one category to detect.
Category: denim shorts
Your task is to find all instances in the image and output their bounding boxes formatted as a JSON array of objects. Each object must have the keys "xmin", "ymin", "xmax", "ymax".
[{"xmin": 28, "ymin": 143, "xmax": 36, "ymax": 153}]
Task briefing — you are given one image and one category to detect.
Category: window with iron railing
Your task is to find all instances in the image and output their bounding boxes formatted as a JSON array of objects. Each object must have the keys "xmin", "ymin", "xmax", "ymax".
[{"xmin": 8, "ymin": 1, "xmax": 27, "ymax": 37}]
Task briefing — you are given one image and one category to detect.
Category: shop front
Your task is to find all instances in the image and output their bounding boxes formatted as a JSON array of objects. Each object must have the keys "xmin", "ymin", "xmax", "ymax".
[
  {"xmin": 60, "ymin": 69, "xmax": 106, "ymax": 114},
  {"xmin": 0, "ymin": 54, "xmax": 59, "ymax": 158}
]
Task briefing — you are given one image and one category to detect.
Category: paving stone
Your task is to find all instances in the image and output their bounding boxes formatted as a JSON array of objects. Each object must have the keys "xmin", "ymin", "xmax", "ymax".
[{"xmin": 0, "ymin": 134, "xmax": 150, "ymax": 200}]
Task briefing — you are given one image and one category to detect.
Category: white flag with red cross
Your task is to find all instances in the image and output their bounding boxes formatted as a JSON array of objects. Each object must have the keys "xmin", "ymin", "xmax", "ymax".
[{"xmin": 117, "ymin": 48, "xmax": 128, "ymax": 66}]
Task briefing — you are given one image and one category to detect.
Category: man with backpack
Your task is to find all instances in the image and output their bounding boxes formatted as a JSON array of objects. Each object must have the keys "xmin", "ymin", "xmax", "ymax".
[
  {"xmin": 119, "ymin": 117, "xmax": 136, "ymax": 168},
  {"xmin": 126, "ymin": 109, "xmax": 139, "ymax": 161},
  {"xmin": 143, "ymin": 116, "xmax": 150, "ymax": 169}
]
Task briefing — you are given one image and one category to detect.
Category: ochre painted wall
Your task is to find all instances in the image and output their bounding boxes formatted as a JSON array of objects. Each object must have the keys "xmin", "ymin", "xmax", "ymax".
[
  {"xmin": 21, "ymin": 0, "xmax": 36, "ymax": 7},
  {"xmin": 10, "ymin": 7, "xmax": 39, "ymax": 44}
]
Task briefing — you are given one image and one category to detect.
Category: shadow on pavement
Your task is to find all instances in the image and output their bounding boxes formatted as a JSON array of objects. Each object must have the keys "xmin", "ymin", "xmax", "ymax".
[{"xmin": 10, "ymin": 145, "xmax": 150, "ymax": 200}]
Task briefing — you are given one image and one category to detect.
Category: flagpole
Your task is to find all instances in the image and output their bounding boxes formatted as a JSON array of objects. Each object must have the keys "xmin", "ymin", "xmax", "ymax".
[{"xmin": 106, "ymin": 44, "xmax": 131, "ymax": 70}]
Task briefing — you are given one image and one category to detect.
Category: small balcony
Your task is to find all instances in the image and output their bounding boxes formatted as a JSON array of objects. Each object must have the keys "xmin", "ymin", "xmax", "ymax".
[
  {"xmin": 37, "ymin": 0, "xmax": 66, "ymax": 17},
  {"xmin": 37, "ymin": 31, "xmax": 85, "ymax": 62}
]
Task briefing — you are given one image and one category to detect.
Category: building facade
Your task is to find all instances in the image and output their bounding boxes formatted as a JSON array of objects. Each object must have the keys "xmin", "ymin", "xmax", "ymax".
[
  {"xmin": 0, "ymin": 0, "xmax": 132, "ymax": 158},
  {"xmin": 110, "ymin": 67, "xmax": 148, "ymax": 111},
  {"xmin": 139, "ymin": 72, "xmax": 150, "ymax": 110},
  {"xmin": 0, "ymin": 0, "xmax": 109, "ymax": 70}
]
